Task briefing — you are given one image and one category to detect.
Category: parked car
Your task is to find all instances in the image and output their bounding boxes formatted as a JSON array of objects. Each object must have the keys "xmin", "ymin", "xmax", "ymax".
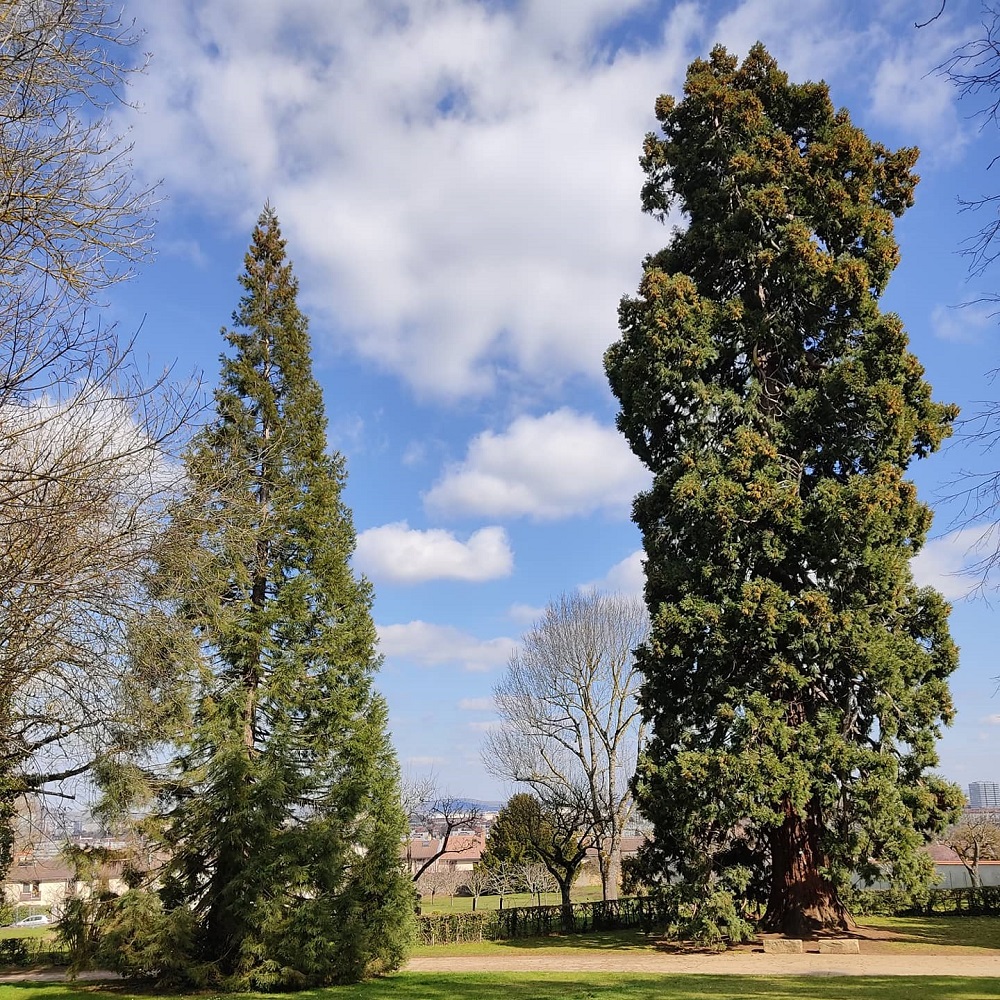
[{"xmin": 12, "ymin": 914, "xmax": 50, "ymax": 927}]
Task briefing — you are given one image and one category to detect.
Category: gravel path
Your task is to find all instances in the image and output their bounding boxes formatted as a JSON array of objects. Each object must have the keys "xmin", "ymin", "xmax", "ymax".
[{"xmin": 405, "ymin": 952, "xmax": 1000, "ymax": 977}]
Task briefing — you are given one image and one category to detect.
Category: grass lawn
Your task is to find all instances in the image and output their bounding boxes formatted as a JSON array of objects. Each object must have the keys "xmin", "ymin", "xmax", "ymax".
[
  {"xmin": 0, "ymin": 931, "xmax": 49, "ymax": 942},
  {"xmin": 2, "ymin": 975, "xmax": 1000, "ymax": 1000},
  {"xmin": 860, "ymin": 916, "xmax": 1000, "ymax": 954},
  {"xmin": 411, "ymin": 927, "xmax": 655, "ymax": 957}
]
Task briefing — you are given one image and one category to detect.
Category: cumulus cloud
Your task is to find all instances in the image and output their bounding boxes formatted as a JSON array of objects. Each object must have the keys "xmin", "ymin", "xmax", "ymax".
[
  {"xmin": 910, "ymin": 525, "xmax": 997, "ymax": 600},
  {"xmin": 377, "ymin": 621, "xmax": 517, "ymax": 672},
  {"xmin": 355, "ymin": 522, "xmax": 513, "ymax": 583},
  {"xmin": 580, "ymin": 549, "xmax": 646, "ymax": 596},
  {"xmin": 866, "ymin": 23, "xmax": 968, "ymax": 161},
  {"xmin": 119, "ymin": 2, "xmax": 959, "ymax": 399},
  {"xmin": 123, "ymin": 1, "xmax": 701, "ymax": 398},
  {"xmin": 424, "ymin": 409, "xmax": 649, "ymax": 520},
  {"xmin": 508, "ymin": 602, "xmax": 546, "ymax": 625}
]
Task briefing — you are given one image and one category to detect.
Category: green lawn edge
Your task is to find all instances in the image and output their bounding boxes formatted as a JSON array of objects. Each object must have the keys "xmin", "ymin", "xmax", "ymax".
[{"xmin": 3, "ymin": 974, "xmax": 1000, "ymax": 1000}]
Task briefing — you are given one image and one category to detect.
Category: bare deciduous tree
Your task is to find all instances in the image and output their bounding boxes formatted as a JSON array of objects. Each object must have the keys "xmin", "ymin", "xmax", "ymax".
[
  {"xmin": 458, "ymin": 864, "xmax": 493, "ymax": 911},
  {"xmin": 927, "ymin": 3, "xmax": 1000, "ymax": 580},
  {"xmin": 403, "ymin": 778, "xmax": 483, "ymax": 882},
  {"xmin": 483, "ymin": 591, "xmax": 649, "ymax": 900},
  {"xmin": 944, "ymin": 814, "xmax": 1000, "ymax": 888},
  {"xmin": 0, "ymin": 0, "xmax": 194, "ymax": 884},
  {"xmin": 487, "ymin": 859, "xmax": 520, "ymax": 910},
  {"xmin": 416, "ymin": 866, "xmax": 459, "ymax": 908},
  {"xmin": 518, "ymin": 861, "xmax": 556, "ymax": 907}
]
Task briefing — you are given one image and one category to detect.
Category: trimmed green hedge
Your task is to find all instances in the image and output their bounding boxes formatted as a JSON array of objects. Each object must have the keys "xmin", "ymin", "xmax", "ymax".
[
  {"xmin": 0, "ymin": 936, "xmax": 69, "ymax": 968},
  {"xmin": 846, "ymin": 885, "xmax": 1000, "ymax": 916},
  {"xmin": 416, "ymin": 896, "xmax": 675, "ymax": 944}
]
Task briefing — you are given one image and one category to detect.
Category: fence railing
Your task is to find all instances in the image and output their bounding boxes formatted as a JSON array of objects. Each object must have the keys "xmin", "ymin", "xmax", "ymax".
[
  {"xmin": 416, "ymin": 896, "xmax": 675, "ymax": 945},
  {"xmin": 848, "ymin": 885, "xmax": 1000, "ymax": 917}
]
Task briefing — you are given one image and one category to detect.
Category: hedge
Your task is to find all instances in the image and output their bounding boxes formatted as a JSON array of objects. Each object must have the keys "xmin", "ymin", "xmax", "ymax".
[
  {"xmin": 0, "ymin": 936, "xmax": 69, "ymax": 969},
  {"xmin": 416, "ymin": 896, "xmax": 676, "ymax": 944},
  {"xmin": 846, "ymin": 885, "xmax": 1000, "ymax": 917}
]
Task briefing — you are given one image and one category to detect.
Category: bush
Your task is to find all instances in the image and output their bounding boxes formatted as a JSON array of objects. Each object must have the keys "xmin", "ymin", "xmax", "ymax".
[
  {"xmin": 844, "ymin": 885, "xmax": 1000, "ymax": 917},
  {"xmin": 417, "ymin": 911, "xmax": 496, "ymax": 944},
  {"xmin": 0, "ymin": 939, "xmax": 28, "ymax": 967},
  {"xmin": 59, "ymin": 890, "xmax": 207, "ymax": 987},
  {"xmin": 0, "ymin": 935, "xmax": 69, "ymax": 969}
]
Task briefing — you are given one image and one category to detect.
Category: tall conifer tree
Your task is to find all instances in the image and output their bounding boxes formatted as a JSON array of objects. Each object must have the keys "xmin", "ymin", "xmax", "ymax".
[
  {"xmin": 152, "ymin": 206, "xmax": 412, "ymax": 987},
  {"xmin": 605, "ymin": 46, "xmax": 963, "ymax": 934}
]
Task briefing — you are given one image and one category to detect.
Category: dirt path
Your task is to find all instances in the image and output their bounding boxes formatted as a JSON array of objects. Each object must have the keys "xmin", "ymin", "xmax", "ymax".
[{"xmin": 405, "ymin": 952, "xmax": 1000, "ymax": 977}]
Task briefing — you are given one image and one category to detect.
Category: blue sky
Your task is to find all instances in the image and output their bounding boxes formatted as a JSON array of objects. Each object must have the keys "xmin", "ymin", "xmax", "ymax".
[{"xmin": 107, "ymin": 0, "xmax": 998, "ymax": 800}]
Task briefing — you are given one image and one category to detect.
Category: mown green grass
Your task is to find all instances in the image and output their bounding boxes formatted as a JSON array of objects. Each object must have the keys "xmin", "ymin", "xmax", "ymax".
[
  {"xmin": 0, "ymin": 930, "xmax": 49, "ymax": 942},
  {"xmin": 411, "ymin": 927, "xmax": 653, "ymax": 957},
  {"xmin": 862, "ymin": 916, "xmax": 1000, "ymax": 953},
  {"xmin": 2, "ymin": 975, "xmax": 1000, "ymax": 1000}
]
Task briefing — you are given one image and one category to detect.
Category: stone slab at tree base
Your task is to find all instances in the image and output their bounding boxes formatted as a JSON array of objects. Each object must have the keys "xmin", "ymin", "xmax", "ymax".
[
  {"xmin": 762, "ymin": 938, "xmax": 804, "ymax": 954},
  {"xmin": 818, "ymin": 938, "xmax": 860, "ymax": 954}
]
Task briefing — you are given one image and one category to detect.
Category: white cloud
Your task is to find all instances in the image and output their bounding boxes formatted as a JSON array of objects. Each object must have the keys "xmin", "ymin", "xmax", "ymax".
[
  {"xmin": 121, "ymin": 2, "xmax": 961, "ymax": 399},
  {"xmin": 866, "ymin": 21, "xmax": 968, "ymax": 161},
  {"xmin": 714, "ymin": 0, "xmax": 862, "ymax": 83},
  {"xmin": 424, "ymin": 409, "xmax": 649, "ymax": 520},
  {"xmin": 121, "ymin": 1, "xmax": 698, "ymax": 398},
  {"xmin": 580, "ymin": 549, "xmax": 646, "ymax": 596},
  {"xmin": 355, "ymin": 522, "xmax": 513, "ymax": 583},
  {"xmin": 931, "ymin": 302, "xmax": 996, "ymax": 344},
  {"xmin": 458, "ymin": 697, "xmax": 494, "ymax": 711},
  {"xmin": 508, "ymin": 602, "xmax": 546, "ymax": 625},
  {"xmin": 982, "ymin": 715, "xmax": 1000, "ymax": 726},
  {"xmin": 377, "ymin": 621, "xmax": 517, "ymax": 672},
  {"xmin": 910, "ymin": 525, "xmax": 997, "ymax": 600}
]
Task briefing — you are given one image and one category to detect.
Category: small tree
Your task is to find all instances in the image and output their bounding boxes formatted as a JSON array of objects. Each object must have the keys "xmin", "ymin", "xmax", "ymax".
[
  {"xmin": 406, "ymin": 791, "xmax": 483, "ymax": 882},
  {"xmin": 459, "ymin": 866, "xmax": 494, "ymax": 912},
  {"xmin": 487, "ymin": 860, "xmax": 521, "ymax": 910},
  {"xmin": 417, "ymin": 867, "xmax": 459, "ymax": 908},
  {"xmin": 483, "ymin": 793, "xmax": 589, "ymax": 927},
  {"xmin": 519, "ymin": 861, "xmax": 557, "ymax": 907},
  {"xmin": 944, "ymin": 815, "xmax": 1000, "ymax": 889}
]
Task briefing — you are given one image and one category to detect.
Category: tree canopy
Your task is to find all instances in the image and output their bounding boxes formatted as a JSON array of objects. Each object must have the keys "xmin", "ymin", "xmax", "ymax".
[
  {"xmin": 0, "ymin": 0, "xmax": 183, "ymax": 889},
  {"xmin": 136, "ymin": 207, "xmax": 413, "ymax": 988},
  {"xmin": 605, "ymin": 43, "xmax": 963, "ymax": 935}
]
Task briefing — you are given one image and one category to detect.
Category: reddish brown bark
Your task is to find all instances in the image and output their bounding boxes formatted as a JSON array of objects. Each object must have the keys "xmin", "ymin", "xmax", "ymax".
[{"xmin": 762, "ymin": 795, "xmax": 854, "ymax": 936}]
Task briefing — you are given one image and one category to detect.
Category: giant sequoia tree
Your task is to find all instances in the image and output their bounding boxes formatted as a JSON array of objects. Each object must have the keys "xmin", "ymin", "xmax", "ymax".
[
  {"xmin": 605, "ymin": 45, "xmax": 964, "ymax": 935},
  {"xmin": 149, "ymin": 207, "xmax": 412, "ymax": 987}
]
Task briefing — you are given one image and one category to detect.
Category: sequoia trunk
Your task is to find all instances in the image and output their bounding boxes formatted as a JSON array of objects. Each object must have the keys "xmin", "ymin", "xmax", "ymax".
[{"xmin": 762, "ymin": 796, "xmax": 854, "ymax": 936}]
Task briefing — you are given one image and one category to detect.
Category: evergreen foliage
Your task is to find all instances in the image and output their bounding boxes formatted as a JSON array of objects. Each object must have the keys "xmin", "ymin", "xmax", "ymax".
[
  {"xmin": 139, "ymin": 207, "xmax": 413, "ymax": 988},
  {"xmin": 604, "ymin": 45, "xmax": 964, "ymax": 935}
]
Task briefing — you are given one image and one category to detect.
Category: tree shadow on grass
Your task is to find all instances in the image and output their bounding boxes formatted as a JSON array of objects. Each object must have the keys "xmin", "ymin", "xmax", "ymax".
[
  {"xmin": 488, "ymin": 929, "xmax": 656, "ymax": 951},
  {"xmin": 864, "ymin": 916, "xmax": 1000, "ymax": 952}
]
